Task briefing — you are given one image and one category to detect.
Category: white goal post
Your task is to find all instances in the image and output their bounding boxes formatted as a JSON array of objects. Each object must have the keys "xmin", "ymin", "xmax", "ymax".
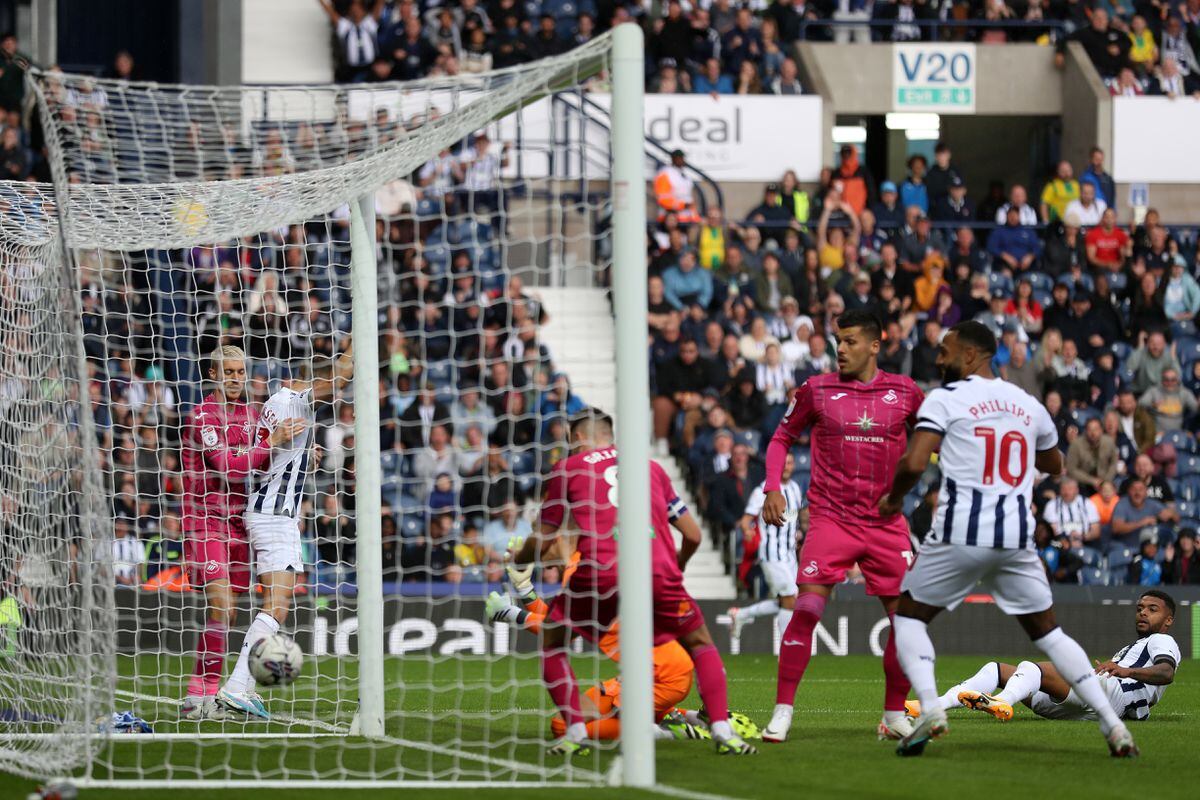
[{"xmin": 0, "ymin": 24, "xmax": 655, "ymax": 789}]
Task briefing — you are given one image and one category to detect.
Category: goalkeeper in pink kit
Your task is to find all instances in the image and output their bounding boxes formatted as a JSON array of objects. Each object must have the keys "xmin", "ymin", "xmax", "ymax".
[
  {"xmin": 179, "ymin": 345, "xmax": 304, "ymax": 720},
  {"xmin": 758, "ymin": 310, "xmax": 924, "ymax": 742}
]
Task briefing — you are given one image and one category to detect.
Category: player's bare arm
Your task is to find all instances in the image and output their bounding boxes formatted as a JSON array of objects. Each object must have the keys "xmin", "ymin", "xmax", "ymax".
[
  {"xmin": 1034, "ymin": 446, "xmax": 1064, "ymax": 478},
  {"xmin": 1094, "ymin": 659, "xmax": 1176, "ymax": 685},
  {"xmin": 673, "ymin": 510, "xmax": 702, "ymax": 571},
  {"xmin": 762, "ymin": 491, "xmax": 788, "ymax": 528},
  {"xmin": 879, "ymin": 429, "xmax": 942, "ymax": 517},
  {"xmin": 268, "ymin": 419, "xmax": 307, "ymax": 447},
  {"xmin": 309, "ymin": 338, "xmax": 354, "ymax": 403}
]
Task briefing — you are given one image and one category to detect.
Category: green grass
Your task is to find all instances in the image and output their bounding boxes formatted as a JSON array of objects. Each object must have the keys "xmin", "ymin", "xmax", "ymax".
[{"xmin": 2, "ymin": 653, "xmax": 1196, "ymax": 799}]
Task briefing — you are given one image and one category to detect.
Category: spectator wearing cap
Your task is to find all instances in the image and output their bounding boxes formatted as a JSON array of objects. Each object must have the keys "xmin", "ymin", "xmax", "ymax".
[
  {"xmin": 930, "ymin": 174, "xmax": 973, "ymax": 223},
  {"xmin": 899, "ymin": 155, "xmax": 929, "ymax": 215},
  {"xmin": 694, "ymin": 56, "xmax": 734, "ymax": 94},
  {"xmin": 1081, "ymin": 147, "xmax": 1116, "ymax": 208},
  {"xmin": 661, "ymin": 249, "xmax": 714, "ymax": 312},
  {"xmin": 835, "ymin": 145, "xmax": 875, "ymax": 217},
  {"xmin": 975, "ymin": 290, "xmax": 1017, "ymax": 340},
  {"xmin": 1043, "ymin": 213, "xmax": 1088, "ymax": 278},
  {"xmin": 987, "ymin": 205, "xmax": 1042, "ymax": 273},
  {"xmin": 650, "ymin": 58, "xmax": 684, "ymax": 93},
  {"xmin": 654, "ymin": 149, "xmax": 700, "ymax": 223},
  {"xmin": 1165, "ymin": 255, "xmax": 1200, "ymax": 323},
  {"xmin": 872, "ymin": 180, "xmax": 904, "ymax": 230},
  {"xmin": 1040, "ymin": 160, "xmax": 1080, "ymax": 224},
  {"xmin": 1063, "ymin": 182, "xmax": 1106, "ymax": 228},
  {"xmin": 925, "ymin": 142, "xmax": 961, "ymax": 208},
  {"xmin": 746, "ymin": 183, "xmax": 794, "ymax": 246},
  {"xmin": 1085, "ymin": 207, "xmax": 1131, "ymax": 272},
  {"xmin": 1140, "ymin": 367, "xmax": 1198, "ymax": 432},
  {"xmin": 994, "ymin": 184, "xmax": 1039, "ymax": 226},
  {"xmin": 771, "ymin": 57, "xmax": 804, "ymax": 94}
]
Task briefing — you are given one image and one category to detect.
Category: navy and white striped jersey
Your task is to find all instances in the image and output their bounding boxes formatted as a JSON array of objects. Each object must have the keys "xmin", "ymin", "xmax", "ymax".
[
  {"xmin": 250, "ymin": 387, "xmax": 315, "ymax": 519},
  {"xmin": 915, "ymin": 376, "xmax": 1057, "ymax": 550},
  {"xmin": 1108, "ymin": 633, "xmax": 1180, "ymax": 720},
  {"xmin": 744, "ymin": 479, "xmax": 804, "ymax": 563},
  {"xmin": 1043, "ymin": 494, "xmax": 1099, "ymax": 536}
]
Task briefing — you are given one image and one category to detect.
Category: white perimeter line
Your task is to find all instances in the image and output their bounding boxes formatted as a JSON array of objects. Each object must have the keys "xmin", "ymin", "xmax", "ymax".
[
  {"xmin": 110, "ymin": 688, "xmax": 604, "ymax": 781},
  {"xmin": 646, "ymin": 783, "xmax": 747, "ymax": 800}
]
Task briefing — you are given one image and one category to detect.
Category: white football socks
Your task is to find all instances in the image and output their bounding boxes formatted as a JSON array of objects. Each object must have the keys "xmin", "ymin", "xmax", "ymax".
[
  {"xmin": 225, "ymin": 612, "xmax": 280, "ymax": 695},
  {"xmin": 1033, "ymin": 627, "xmax": 1122, "ymax": 735},
  {"xmin": 774, "ymin": 609, "xmax": 794, "ymax": 643},
  {"xmin": 996, "ymin": 661, "xmax": 1043, "ymax": 706},
  {"xmin": 939, "ymin": 661, "xmax": 1001, "ymax": 710},
  {"xmin": 892, "ymin": 615, "xmax": 940, "ymax": 712}
]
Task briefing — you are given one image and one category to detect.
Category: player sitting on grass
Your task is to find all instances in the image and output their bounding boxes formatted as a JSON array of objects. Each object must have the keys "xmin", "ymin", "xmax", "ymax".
[
  {"xmin": 216, "ymin": 343, "xmax": 353, "ymax": 719},
  {"xmin": 488, "ymin": 546, "xmax": 761, "ymax": 743},
  {"xmin": 907, "ymin": 590, "xmax": 1179, "ymax": 725}
]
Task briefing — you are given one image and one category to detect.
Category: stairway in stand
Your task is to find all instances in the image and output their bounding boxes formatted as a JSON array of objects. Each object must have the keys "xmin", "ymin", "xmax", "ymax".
[{"xmin": 535, "ymin": 286, "xmax": 736, "ymax": 600}]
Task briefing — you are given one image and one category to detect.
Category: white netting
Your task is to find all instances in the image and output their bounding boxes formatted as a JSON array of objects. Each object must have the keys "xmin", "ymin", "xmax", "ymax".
[{"xmin": 2, "ymin": 32, "xmax": 629, "ymax": 786}]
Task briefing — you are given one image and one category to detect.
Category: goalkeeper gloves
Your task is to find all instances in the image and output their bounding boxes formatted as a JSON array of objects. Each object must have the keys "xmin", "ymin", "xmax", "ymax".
[
  {"xmin": 505, "ymin": 536, "xmax": 537, "ymax": 602},
  {"xmin": 486, "ymin": 591, "xmax": 525, "ymax": 626}
]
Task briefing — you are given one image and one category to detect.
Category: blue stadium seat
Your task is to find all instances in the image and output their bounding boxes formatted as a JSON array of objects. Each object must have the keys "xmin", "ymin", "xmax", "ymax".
[
  {"xmin": 510, "ymin": 450, "xmax": 535, "ymax": 475},
  {"xmin": 1161, "ymin": 429, "xmax": 1197, "ymax": 453},
  {"xmin": 902, "ymin": 494, "xmax": 920, "ymax": 517},
  {"xmin": 1107, "ymin": 271, "xmax": 1128, "ymax": 292},
  {"xmin": 1173, "ymin": 321, "xmax": 1198, "ymax": 341},
  {"xmin": 1032, "ymin": 289, "xmax": 1053, "ymax": 309},
  {"xmin": 1176, "ymin": 500, "xmax": 1198, "ymax": 519},
  {"xmin": 1106, "ymin": 546, "xmax": 1136, "ymax": 572},
  {"xmin": 1024, "ymin": 272, "xmax": 1054, "ymax": 292},
  {"xmin": 1070, "ymin": 407, "xmax": 1101, "ymax": 428},
  {"xmin": 987, "ymin": 271, "xmax": 1014, "ymax": 297},
  {"xmin": 1110, "ymin": 341, "xmax": 1132, "ymax": 363},
  {"xmin": 516, "ymin": 473, "xmax": 539, "ymax": 496},
  {"xmin": 401, "ymin": 515, "xmax": 425, "ymax": 539},
  {"xmin": 1178, "ymin": 454, "xmax": 1200, "ymax": 476},
  {"xmin": 793, "ymin": 448, "xmax": 811, "ymax": 472},
  {"xmin": 1079, "ymin": 567, "xmax": 1108, "ymax": 586},
  {"xmin": 736, "ymin": 429, "xmax": 763, "ymax": 455},
  {"xmin": 425, "ymin": 360, "xmax": 454, "ymax": 387},
  {"xmin": 1179, "ymin": 475, "xmax": 1200, "ymax": 502}
]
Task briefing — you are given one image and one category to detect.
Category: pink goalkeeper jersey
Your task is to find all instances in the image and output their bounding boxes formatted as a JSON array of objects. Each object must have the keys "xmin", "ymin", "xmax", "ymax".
[
  {"xmin": 540, "ymin": 447, "xmax": 686, "ymax": 587},
  {"xmin": 181, "ymin": 393, "xmax": 271, "ymax": 537},
  {"xmin": 765, "ymin": 371, "xmax": 923, "ymax": 524}
]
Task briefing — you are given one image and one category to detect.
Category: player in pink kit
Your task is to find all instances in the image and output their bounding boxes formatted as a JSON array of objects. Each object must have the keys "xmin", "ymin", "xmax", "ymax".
[
  {"xmin": 512, "ymin": 412, "xmax": 756, "ymax": 756},
  {"xmin": 180, "ymin": 345, "xmax": 304, "ymax": 720},
  {"xmin": 758, "ymin": 310, "xmax": 924, "ymax": 743}
]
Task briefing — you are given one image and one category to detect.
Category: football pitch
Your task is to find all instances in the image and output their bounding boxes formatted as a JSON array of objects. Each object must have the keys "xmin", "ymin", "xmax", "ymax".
[{"xmin": 2, "ymin": 653, "xmax": 1195, "ymax": 800}]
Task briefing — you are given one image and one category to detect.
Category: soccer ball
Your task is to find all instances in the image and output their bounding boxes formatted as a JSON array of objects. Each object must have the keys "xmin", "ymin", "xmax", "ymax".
[{"xmin": 249, "ymin": 632, "xmax": 304, "ymax": 687}]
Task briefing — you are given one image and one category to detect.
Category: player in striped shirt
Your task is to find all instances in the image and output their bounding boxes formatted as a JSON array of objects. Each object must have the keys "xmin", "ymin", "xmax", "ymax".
[
  {"xmin": 881, "ymin": 321, "xmax": 1139, "ymax": 758},
  {"xmin": 180, "ymin": 345, "xmax": 306, "ymax": 721},
  {"xmin": 913, "ymin": 590, "xmax": 1179, "ymax": 725},
  {"xmin": 216, "ymin": 344, "xmax": 353, "ymax": 719},
  {"xmin": 727, "ymin": 453, "xmax": 805, "ymax": 650}
]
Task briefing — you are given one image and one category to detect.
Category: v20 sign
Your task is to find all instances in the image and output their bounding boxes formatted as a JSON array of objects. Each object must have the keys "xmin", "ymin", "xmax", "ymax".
[{"xmin": 893, "ymin": 43, "xmax": 976, "ymax": 114}]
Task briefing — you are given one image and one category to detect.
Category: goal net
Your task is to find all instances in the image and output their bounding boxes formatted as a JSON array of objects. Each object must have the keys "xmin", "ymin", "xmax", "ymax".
[{"xmin": 1, "ymin": 27, "xmax": 654, "ymax": 788}]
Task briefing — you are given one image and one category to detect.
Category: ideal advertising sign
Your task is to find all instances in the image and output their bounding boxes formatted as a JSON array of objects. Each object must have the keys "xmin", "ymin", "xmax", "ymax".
[{"xmin": 893, "ymin": 43, "xmax": 976, "ymax": 113}]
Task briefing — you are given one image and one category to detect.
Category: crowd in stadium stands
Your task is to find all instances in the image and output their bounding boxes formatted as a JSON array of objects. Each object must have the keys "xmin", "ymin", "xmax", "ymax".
[
  {"xmin": 651, "ymin": 142, "xmax": 1200, "ymax": 590},
  {"xmin": 315, "ymin": 0, "xmax": 1200, "ymax": 96}
]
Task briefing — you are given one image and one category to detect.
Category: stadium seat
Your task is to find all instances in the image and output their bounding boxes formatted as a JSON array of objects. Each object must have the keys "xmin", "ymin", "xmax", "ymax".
[
  {"xmin": 1070, "ymin": 407, "xmax": 1100, "ymax": 428},
  {"xmin": 1110, "ymin": 341, "xmax": 1132, "ymax": 362},
  {"xmin": 1178, "ymin": 475, "xmax": 1200, "ymax": 501},
  {"xmin": 1161, "ymin": 430, "xmax": 1197, "ymax": 454},
  {"xmin": 1173, "ymin": 321, "xmax": 1198, "ymax": 341},
  {"xmin": 400, "ymin": 515, "xmax": 424, "ymax": 539},
  {"xmin": 1074, "ymin": 546, "xmax": 1103, "ymax": 568},
  {"xmin": 1079, "ymin": 567, "xmax": 1108, "ymax": 586},
  {"xmin": 1106, "ymin": 545, "xmax": 1136, "ymax": 573},
  {"xmin": 1176, "ymin": 500, "xmax": 1198, "ymax": 519},
  {"xmin": 1024, "ymin": 272, "xmax": 1054, "ymax": 292},
  {"xmin": 736, "ymin": 429, "xmax": 763, "ymax": 455},
  {"xmin": 987, "ymin": 271, "xmax": 1014, "ymax": 297},
  {"xmin": 793, "ymin": 448, "xmax": 812, "ymax": 472},
  {"xmin": 1176, "ymin": 336, "xmax": 1200, "ymax": 365},
  {"xmin": 510, "ymin": 450, "xmax": 535, "ymax": 475},
  {"xmin": 1032, "ymin": 289, "xmax": 1053, "ymax": 309},
  {"xmin": 1108, "ymin": 272, "xmax": 1128, "ymax": 292},
  {"xmin": 1178, "ymin": 454, "xmax": 1200, "ymax": 476}
]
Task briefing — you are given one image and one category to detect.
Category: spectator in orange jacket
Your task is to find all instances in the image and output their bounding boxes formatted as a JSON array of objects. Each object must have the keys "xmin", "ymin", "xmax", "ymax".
[
  {"xmin": 654, "ymin": 149, "xmax": 700, "ymax": 223},
  {"xmin": 834, "ymin": 144, "xmax": 875, "ymax": 217},
  {"xmin": 912, "ymin": 253, "xmax": 949, "ymax": 312}
]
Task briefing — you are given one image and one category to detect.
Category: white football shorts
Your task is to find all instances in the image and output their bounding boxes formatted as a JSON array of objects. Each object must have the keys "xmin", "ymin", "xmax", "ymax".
[
  {"xmin": 245, "ymin": 511, "xmax": 304, "ymax": 576},
  {"xmin": 761, "ymin": 559, "xmax": 799, "ymax": 598},
  {"xmin": 901, "ymin": 542, "xmax": 1053, "ymax": 615}
]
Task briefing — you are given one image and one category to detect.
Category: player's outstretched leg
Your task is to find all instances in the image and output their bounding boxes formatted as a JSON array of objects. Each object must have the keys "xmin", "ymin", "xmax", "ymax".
[
  {"xmin": 217, "ymin": 610, "xmax": 278, "ymax": 720},
  {"xmin": 728, "ymin": 598, "xmax": 779, "ymax": 641},
  {"xmin": 960, "ymin": 661, "xmax": 1036, "ymax": 721},
  {"xmin": 1024, "ymin": 621, "xmax": 1137, "ymax": 757},
  {"xmin": 892, "ymin": 606, "xmax": 949, "ymax": 757},
  {"xmin": 679, "ymin": 624, "xmax": 757, "ymax": 755},
  {"xmin": 764, "ymin": 590, "xmax": 826, "ymax": 742},
  {"xmin": 935, "ymin": 661, "xmax": 1004, "ymax": 712}
]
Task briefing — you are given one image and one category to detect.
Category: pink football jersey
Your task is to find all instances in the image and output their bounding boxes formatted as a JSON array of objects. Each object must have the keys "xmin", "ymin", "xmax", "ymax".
[
  {"xmin": 181, "ymin": 393, "xmax": 271, "ymax": 537},
  {"xmin": 540, "ymin": 447, "xmax": 685, "ymax": 586},
  {"xmin": 766, "ymin": 371, "xmax": 923, "ymax": 524}
]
